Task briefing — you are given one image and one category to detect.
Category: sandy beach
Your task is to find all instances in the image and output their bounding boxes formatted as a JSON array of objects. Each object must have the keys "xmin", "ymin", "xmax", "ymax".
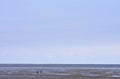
[
  {"xmin": 0, "ymin": 67, "xmax": 120, "ymax": 79},
  {"xmin": 0, "ymin": 75, "xmax": 120, "ymax": 79},
  {"xmin": 0, "ymin": 64, "xmax": 120, "ymax": 79}
]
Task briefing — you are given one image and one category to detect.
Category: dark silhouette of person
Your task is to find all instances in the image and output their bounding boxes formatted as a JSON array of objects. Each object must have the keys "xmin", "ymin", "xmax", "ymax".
[
  {"xmin": 40, "ymin": 70, "xmax": 43, "ymax": 73},
  {"xmin": 36, "ymin": 70, "xmax": 43, "ymax": 76},
  {"xmin": 36, "ymin": 71, "xmax": 39, "ymax": 75}
]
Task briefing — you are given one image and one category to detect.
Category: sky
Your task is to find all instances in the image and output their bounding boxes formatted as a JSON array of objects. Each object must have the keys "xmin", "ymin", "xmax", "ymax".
[{"xmin": 0, "ymin": 0, "xmax": 120, "ymax": 64}]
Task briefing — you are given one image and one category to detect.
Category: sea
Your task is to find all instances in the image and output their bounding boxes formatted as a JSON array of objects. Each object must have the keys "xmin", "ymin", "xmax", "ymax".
[{"xmin": 0, "ymin": 64, "xmax": 120, "ymax": 78}]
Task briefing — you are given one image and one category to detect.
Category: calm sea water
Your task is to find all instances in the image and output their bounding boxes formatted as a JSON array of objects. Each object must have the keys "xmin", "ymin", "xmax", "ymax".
[{"xmin": 0, "ymin": 64, "xmax": 120, "ymax": 67}]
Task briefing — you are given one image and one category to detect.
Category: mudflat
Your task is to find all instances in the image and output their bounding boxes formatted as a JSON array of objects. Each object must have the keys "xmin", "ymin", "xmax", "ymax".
[
  {"xmin": 0, "ymin": 75, "xmax": 120, "ymax": 79},
  {"xmin": 0, "ymin": 64, "xmax": 120, "ymax": 79}
]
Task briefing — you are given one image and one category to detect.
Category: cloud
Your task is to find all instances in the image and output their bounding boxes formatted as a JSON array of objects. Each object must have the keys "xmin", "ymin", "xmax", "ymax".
[{"xmin": 0, "ymin": 43, "xmax": 120, "ymax": 58}]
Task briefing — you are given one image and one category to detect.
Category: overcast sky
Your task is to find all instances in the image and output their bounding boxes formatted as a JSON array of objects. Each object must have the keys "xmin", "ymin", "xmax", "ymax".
[{"xmin": 0, "ymin": 0, "xmax": 120, "ymax": 64}]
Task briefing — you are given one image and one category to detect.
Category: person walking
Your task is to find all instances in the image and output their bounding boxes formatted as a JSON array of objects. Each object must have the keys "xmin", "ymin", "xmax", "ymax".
[{"xmin": 36, "ymin": 71, "xmax": 39, "ymax": 76}]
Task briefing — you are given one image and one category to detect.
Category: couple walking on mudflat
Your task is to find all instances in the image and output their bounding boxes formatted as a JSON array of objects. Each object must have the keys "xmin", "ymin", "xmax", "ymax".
[{"xmin": 36, "ymin": 70, "xmax": 43, "ymax": 75}]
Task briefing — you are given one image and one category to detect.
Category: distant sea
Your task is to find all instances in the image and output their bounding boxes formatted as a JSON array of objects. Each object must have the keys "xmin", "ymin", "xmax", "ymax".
[{"xmin": 0, "ymin": 64, "xmax": 120, "ymax": 67}]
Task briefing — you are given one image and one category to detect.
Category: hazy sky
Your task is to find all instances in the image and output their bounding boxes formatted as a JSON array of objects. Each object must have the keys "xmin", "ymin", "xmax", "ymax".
[{"xmin": 0, "ymin": 0, "xmax": 120, "ymax": 64}]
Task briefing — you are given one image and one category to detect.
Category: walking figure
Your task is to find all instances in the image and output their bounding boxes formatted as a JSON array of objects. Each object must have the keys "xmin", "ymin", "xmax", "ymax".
[
  {"xmin": 36, "ymin": 71, "xmax": 39, "ymax": 76},
  {"xmin": 36, "ymin": 70, "xmax": 43, "ymax": 76},
  {"xmin": 40, "ymin": 70, "xmax": 43, "ymax": 74}
]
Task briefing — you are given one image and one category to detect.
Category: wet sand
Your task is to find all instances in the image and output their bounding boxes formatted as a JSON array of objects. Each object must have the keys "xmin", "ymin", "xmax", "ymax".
[
  {"xmin": 1, "ymin": 64, "xmax": 120, "ymax": 79},
  {"xmin": 0, "ymin": 75, "xmax": 120, "ymax": 79},
  {"xmin": 0, "ymin": 70, "xmax": 120, "ymax": 79}
]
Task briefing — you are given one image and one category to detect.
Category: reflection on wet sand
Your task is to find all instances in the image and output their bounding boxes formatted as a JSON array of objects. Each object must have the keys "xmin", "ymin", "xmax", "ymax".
[{"xmin": 0, "ymin": 67, "xmax": 120, "ymax": 79}]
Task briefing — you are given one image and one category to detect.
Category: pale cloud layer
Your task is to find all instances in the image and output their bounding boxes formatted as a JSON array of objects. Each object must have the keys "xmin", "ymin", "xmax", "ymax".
[{"xmin": 0, "ymin": 43, "xmax": 120, "ymax": 64}]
